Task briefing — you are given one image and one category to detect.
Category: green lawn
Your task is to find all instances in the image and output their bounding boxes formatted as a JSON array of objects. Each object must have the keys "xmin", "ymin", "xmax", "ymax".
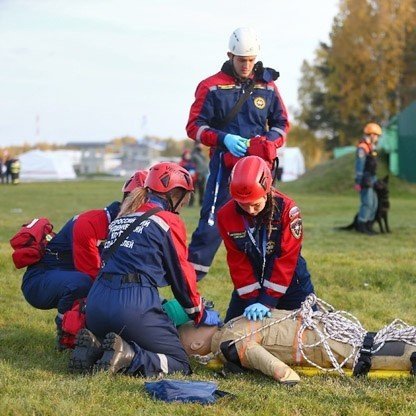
[{"xmin": 1, "ymin": 169, "xmax": 416, "ymax": 415}]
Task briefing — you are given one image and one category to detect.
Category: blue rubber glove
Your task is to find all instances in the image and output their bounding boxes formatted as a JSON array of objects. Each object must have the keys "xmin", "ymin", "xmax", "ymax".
[
  {"xmin": 243, "ymin": 303, "xmax": 271, "ymax": 321},
  {"xmin": 201, "ymin": 309, "xmax": 223, "ymax": 326},
  {"xmin": 223, "ymin": 134, "xmax": 248, "ymax": 157}
]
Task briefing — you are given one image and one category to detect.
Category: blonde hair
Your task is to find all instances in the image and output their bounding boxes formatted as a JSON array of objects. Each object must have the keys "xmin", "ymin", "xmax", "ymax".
[
  {"xmin": 117, "ymin": 187, "xmax": 149, "ymax": 218},
  {"xmin": 117, "ymin": 186, "xmax": 191, "ymax": 218}
]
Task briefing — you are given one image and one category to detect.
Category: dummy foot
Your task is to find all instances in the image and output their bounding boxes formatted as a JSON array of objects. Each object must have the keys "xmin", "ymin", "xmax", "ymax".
[
  {"xmin": 68, "ymin": 329, "xmax": 103, "ymax": 374},
  {"xmin": 94, "ymin": 332, "xmax": 135, "ymax": 374},
  {"xmin": 279, "ymin": 368, "xmax": 301, "ymax": 385}
]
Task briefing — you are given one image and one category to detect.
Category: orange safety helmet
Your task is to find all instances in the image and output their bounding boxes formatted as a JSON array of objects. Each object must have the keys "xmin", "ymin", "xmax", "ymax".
[
  {"xmin": 145, "ymin": 162, "xmax": 194, "ymax": 193},
  {"xmin": 230, "ymin": 156, "xmax": 272, "ymax": 203},
  {"xmin": 122, "ymin": 170, "xmax": 148, "ymax": 194},
  {"xmin": 364, "ymin": 123, "xmax": 382, "ymax": 136}
]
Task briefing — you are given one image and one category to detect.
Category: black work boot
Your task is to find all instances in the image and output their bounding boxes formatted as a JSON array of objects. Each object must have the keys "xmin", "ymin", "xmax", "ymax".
[
  {"xmin": 68, "ymin": 328, "xmax": 103, "ymax": 374},
  {"xmin": 355, "ymin": 220, "xmax": 373, "ymax": 236},
  {"xmin": 55, "ymin": 316, "xmax": 75, "ymax": 351},
  {"xmin": 94, "ymin": 333, "xmax": 135, "ymax": 374}
]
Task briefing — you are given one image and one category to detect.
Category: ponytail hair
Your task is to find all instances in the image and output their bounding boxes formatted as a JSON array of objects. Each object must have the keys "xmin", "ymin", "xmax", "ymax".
[
  {"xmin": 262, "ymin": 189, "xmax": 279, "ymax": 238},
  {"xmin": 117, "ymin": 187, "xmax": 149, "ymax": 218}
]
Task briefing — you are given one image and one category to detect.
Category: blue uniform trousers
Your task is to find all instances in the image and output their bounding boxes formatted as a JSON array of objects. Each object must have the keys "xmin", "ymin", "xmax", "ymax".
[
  {"xmin": 358, "ymin": 187, "xmax": 378, "ymax": 222},
  {"xmin": 188, "ymin": 152, "xmax": 231, "ymax": 280},
  {"xmin": 86, "ymin": 275, "xmax": 191, "ymax": 377},
  {"xmin": 224, "ymin": 257, "xmax": 315, "ymax": 322},
  {"xmin": 21, "ymin": 265, "xmax": 92, "ymax": 314}
]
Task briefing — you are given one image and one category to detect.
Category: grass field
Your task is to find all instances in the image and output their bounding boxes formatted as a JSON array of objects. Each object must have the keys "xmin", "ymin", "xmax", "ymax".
[{"xmin": 1, "ymin": 157, "xmax": 416, "ymax": 416}]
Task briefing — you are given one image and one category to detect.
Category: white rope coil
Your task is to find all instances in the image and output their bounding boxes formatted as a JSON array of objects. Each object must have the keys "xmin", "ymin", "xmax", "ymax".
[
  {"xmin": 297, "ymin": 294, "xmax": 366, "ymax": 374},
  {"xmin": 193, "ymin": 294, "xmax": 416, "ymax": 374}
]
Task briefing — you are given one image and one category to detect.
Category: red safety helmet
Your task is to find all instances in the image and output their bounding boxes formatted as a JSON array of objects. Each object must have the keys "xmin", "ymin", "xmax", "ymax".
[
  {"xmin": 145, "ymin": 162, "xmax": 194, "ymax": 193},
  {"xmin": 230, "ymin": 156, "xmax": 272, "ymax": 203},
  {"xmin": 122, "ymin": 170, "xmax": 148, "ymax": 194}
]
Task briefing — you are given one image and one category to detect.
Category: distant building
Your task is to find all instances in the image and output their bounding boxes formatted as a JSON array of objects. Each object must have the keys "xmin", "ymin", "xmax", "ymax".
[
  {"xmin": 66, "ymin": 141, "xmax": 109, "ymax": 174},
  {"xmin": 65, "ymin": 139, "xmax": 167, "ymax": 176},
  {"xmin": 121, "ymin": 142, "xmax": 160, "ymax": 172}
]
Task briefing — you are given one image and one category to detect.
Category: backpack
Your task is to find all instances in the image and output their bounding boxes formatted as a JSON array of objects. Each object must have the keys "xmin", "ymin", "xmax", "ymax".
[
  {"xmin": 10, "ymin": 217, "xmax": 55, "ymax": 269},
  {"xmin": 60, "ymin": 298, "xmax": 87, "ymax": 349}
]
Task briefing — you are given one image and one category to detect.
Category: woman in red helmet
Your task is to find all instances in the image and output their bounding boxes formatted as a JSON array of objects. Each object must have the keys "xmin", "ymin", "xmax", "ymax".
[
  {"xmin": 70, "ymin": 162, "xmax": 221, "ymax": 376},
  {"xmin": 217, "ymin": 156, "xmax": 315, "ymax": 323},
  {"xmin": 121, "ymin": 169, "xmax": 148, "ymax": 200}
]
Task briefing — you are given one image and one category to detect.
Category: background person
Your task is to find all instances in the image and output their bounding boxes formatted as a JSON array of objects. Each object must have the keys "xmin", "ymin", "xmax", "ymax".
[
  {"xmin": 354, "ymin": 122, "xmax": 382, "ymax": 235},
  {"xmin": 217, "ymin": 156, "xmax": 314, "ymax": 323},
  {"xmin": 178, "ymin": 149, "xmax": 197, "ymax": 207},
  {"xmin": 191, "ymin": 143, "xmax": 209, "ymax": 206},
  {"xmin": 186, "ymin": 27, "xmax": 289, "ymax": 280},
  {"xmin": 76, "ymin": 162, "xmax": 221, "ymax": 377},
  {"xmin": 10, "ymin": 157, "xmax": 21, "ymax": 184}
]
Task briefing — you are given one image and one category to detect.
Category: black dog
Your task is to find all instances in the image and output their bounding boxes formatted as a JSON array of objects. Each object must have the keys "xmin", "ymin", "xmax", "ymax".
[{"xmin": 337, "ymin": 175, "xmax": 391, "ymax": 234}]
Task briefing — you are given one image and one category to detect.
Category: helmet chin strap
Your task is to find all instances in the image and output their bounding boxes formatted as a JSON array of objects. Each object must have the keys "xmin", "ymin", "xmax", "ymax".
[{"xmin": 167, "ymin": 189, "xmax": 188, "ymax": 213}]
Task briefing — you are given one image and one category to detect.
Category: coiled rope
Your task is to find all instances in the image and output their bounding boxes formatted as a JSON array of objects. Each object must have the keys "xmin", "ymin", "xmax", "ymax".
[{"xmin": 193, "ymin": 294, "xmax": 416, "ymax": 374}]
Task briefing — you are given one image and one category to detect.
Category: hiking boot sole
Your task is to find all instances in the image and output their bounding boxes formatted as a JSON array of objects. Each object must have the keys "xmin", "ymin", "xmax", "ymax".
[
  {"xmin": 68, "ymin": 329, "xmax": 103, "ymax": 374},
  {"xmin": 93, "ymin": 332, "xmax": 134, "ymax": 374}
]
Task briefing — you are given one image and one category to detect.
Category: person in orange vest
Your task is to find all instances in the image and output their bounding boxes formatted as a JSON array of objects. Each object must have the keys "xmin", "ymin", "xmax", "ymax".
[{"xmin": 354, "ymin": 123, "xmax": 382, "ymax": 235}]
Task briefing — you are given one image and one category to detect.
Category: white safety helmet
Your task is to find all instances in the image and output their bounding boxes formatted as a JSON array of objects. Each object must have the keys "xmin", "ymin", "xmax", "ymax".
[{"xmin": 228, "ymin": 27, "xmax": 260, "ymax": 57}]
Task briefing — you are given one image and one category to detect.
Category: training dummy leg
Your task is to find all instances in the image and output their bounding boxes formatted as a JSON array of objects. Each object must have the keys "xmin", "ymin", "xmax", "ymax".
[{"xmin": 242, "ymin": 341, "xmax": 300, "ymax": 384}]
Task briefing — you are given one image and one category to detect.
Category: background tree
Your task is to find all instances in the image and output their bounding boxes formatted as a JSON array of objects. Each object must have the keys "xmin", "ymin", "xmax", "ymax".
[{"xmin": 298, "ymin": 0, "xmax": 416, "ymax": 148}]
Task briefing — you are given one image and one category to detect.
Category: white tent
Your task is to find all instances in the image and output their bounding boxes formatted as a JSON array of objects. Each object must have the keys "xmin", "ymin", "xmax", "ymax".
[
  {"xmin": 277, "ymin": 147, "xmax": 305, "ymax": 182},
  {"xmin": 19, "ymin": 150, "xmax": 77, "ymax": 181}
]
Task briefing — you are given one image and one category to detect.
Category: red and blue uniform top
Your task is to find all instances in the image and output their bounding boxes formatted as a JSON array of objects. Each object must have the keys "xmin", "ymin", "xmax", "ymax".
[
  {"xmin": 100, "ymin": 197, "xmax": 205, "ymax": 324},
  {"xmin": 217, "ymin": 189, "xmax": 306, "ymax": 307},
  {"xmin": 42, "ymin": 201, "xmax": 120, "ymax": 279},
  {"xmin": 186, "ymin": 60, "xmax": 289, "ymax": 154}
]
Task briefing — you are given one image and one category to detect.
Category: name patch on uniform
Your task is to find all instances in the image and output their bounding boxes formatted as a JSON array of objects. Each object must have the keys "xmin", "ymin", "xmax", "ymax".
[
  {"xmin": 253, "ymin": 96, "xmax": 266, "ymax": 109},
  {"xmin": 218, "ymin": 84, "xmax": 236, "ymax": 90},
  {"xmin": 228, "ymin": 231, "xmax": 247, "ymax": 239},
  {"xmin": 290, "ymin": 218, "xmax": 302, "ymax": 239}
]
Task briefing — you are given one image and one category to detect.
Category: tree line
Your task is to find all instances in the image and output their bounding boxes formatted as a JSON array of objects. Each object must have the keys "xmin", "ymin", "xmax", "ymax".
[{"xmin": 295, "ymin": 0, "xmax": 416, "ymax": 150}]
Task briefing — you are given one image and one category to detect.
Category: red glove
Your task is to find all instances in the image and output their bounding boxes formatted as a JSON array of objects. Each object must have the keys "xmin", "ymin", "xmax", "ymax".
[{"xmin": 247, "ymin": 136, "xmax": 278, "ymax": 169}]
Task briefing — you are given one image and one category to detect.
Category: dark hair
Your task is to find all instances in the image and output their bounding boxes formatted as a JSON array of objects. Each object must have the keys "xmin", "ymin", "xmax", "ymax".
[
  {"xmin": 235, "ymin": 188, "xmax": 279, "ymax": 237},
  {"xmin": 261, "ymin": 191, "xmax": 279, "ymax": 238}
]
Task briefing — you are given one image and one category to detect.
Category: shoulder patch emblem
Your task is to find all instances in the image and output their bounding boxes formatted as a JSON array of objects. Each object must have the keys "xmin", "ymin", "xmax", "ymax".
[
  {"xmin": 289, "ymin": 206, "xmax": 300, "ymax": 219},
  {"xmin": 253, "ymin": 96, "xmax": 266, "ymax": 109},
  {"xmin": 290, "ymin": 218, "xmax": 302, "ymax": 239}
]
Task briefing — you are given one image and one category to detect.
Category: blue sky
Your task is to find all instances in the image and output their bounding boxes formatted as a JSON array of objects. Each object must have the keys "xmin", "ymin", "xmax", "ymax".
[{"xmin": 0, "ymin": 0, "xmax": 339, "ymax": 146}]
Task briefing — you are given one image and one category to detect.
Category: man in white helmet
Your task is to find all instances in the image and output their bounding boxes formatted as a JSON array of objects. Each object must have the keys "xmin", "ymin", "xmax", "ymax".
[{"xmin": 186, "ymin": 27, "xmax": 289, "ymax": 280}]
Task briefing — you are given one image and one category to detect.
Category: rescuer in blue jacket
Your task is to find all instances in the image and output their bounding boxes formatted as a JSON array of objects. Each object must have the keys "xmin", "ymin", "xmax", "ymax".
[
  {"xmin": 20, "ymin": 171, "xmax": 147, "ymax": 349},
  {"xmin": 186, "ymin": 27, "xmax": 289, "ymax": 280},
  {"xmin": 70, "ymin": 162, "xmax": 221, "ymax": 377}
]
